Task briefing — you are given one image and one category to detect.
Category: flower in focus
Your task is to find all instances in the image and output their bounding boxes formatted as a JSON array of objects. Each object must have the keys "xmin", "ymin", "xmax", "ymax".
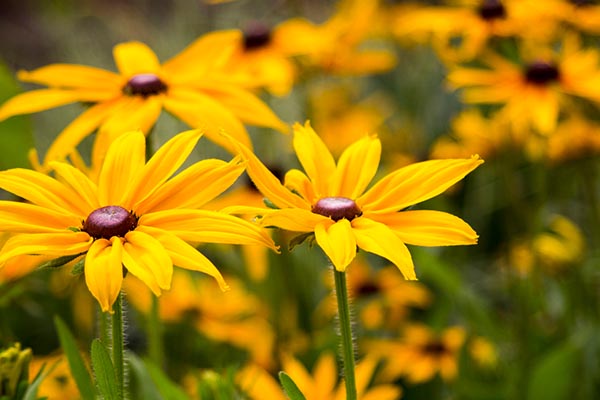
[
  {"xmin": 447, "ymin": 35, "xmax": 600, "ymax": 134},
  {"xmin": 0, "ymin": 31, "xmax": 287, "ymax": 170},
  {"xmin": 367, "ymin": 324, "xmax": 466, "ymax": 383},
  {"xmin": 230, "ymin": 121, "xmax": 482, "ymax": 276},
  {"xmin": 29, "ymin": 354, "xmax": 80, "ymax": 400},
  {"xmin": 237, "ymin": 353, "xmax": 402, "ymax": 400},
  {"xmin": 0, "ymin": 129, "xmax": 276, "ymax": 312},
  {"xmin": 125, "ymin": 270, "xmax": 275, "ymax": 368}
]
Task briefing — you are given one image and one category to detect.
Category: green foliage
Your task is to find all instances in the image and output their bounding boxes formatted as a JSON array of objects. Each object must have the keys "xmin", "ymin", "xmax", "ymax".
[
  {"xmin": 91, "ymin": 339, "xmax": 119, "ymax": 400},
  {"xmin": 278, "ymin": 371, "xmax": 307, "ymax": 400},
  {"xmin": 127, "ymin": 353, "xmax": 189, "ymax": 400},
  {"xmin": 527, "ymin": 341, "xmax": 581, "ymax": 400},
  {"xmin": 37, "ymin": 254, "xmax": 84, "ymax": 271}
]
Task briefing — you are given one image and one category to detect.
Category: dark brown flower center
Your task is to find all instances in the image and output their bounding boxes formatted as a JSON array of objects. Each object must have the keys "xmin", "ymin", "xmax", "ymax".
[
  {"xmin": 243, "ymin": 22, "xmax": 272, "ymax": 50},
  {"xmin": 524, "ymin": 61, "xmax": 560, "ymax": 85},
  {"xmin": 477, "ymin": 0, "xmax": 507, "ymax": 20},
  {"xmin": 82, "ymin": 206, "xmax": 138, "ymax": 239},
  {"xmin": 355, "ymin": 281, "xmax": 380, "ymax": 297},
  {"xmin": 423, "ymin": 341, "xmax": 450, "ymax": 356},
  {"xmin": 123, "ymin": 73, "xmax": 167, "ymax": 97},
  {"xmin": 570, "ymin": 0, "xmax": 595, "ymax": 6},
  {"xmin": 312, "ymin": 197, "xmax": 362, "ymax": 222}
]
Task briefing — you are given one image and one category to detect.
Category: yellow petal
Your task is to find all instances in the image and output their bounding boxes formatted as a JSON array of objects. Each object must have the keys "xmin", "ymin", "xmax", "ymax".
[
  {"xmin": 42, "ymin": 99, "xmax": 122, "ymax": 166},
  {"xmin": 281, "ymin": 354, "xmax": 315, "ymax": 397},
  {"xmin": 98, "ymin": 130, "xmax": 146, "ymax": 206},
  {"xmin": 0, "ymin": 168, "xmax": 89, "ymax": 216},
  {"xmin": 371, "ymin": 210, "xmax": 478, "ymax": 246},
  {"xmin": 18, "ymin": 64, "xmax": 122, "ymax": 90},
  {"xmin": 0, "ymin": 90, "xmax": 91, "ymax": 121},
  {"xmin": 261, "ymin": 208, "xmax": 328, "ymax": 232},
  {"xmin": 113, "ymin": 41, "xmax": 161, "ymax": 77},
  {"xmin": 225, "ymin": 133, "xmax": 310, "ymax": 209},
  {"xmin": 351, "ymin": 217, "xmax": 417, "ymax": 280},
  {"xmin": 122, "ymin": 230, "xmax": 173, "ymax": 295},
  {"xmin": 358, "ymin": 156, "xmax": 483, "ymax": 214},
  {"xmin": 331, "ymin": 135, "xmax": 381, "ymax": 198},
  {"xmin": 85, "ymin": 238, "xmax": 124, "ymax": 313},
  {"xmin": 99, "ymin": 95, "xmax": 163, "ymax": 137},
  {"xmin": 283, "ymin": 169, "xmax": 317, "ymax": 204},
  {"xmin": 0, "ymin": 232, "xmax": 92, "ymax": 265},
  {"xmin": 136, "ymin": 156, "xmax": 245, "ymax": 214},
  {"xmin": 48, "ymin": 162, "xmax": 100, "ymax": 212},
  {"xmin": 164, "ymin": 87, "xmax": 250, "ymax": 152},
  {"xmin": 293, "ymin": 121, "xmax": 336, "ymax": 198},
  {"xmin": 139, "ymin": 209, "xmax": 278, "ymax": 250},
  {"xmin": 313, "ymin": 353, "xmax": 337, "ymax": 396},
  {"xmin": 127, "ymin": 129, "xmax": 203, "ymax": 209},
  {"xmin": 314, "ymin": 219, "xmax": 356, "ymax": 271},
  {"xmin": 0, "ymin": 202, "xmax": 80, "ymax": 232},
  {"xmin": 136, "ymin": 225, "xmax": 228, "ymax": 291}
]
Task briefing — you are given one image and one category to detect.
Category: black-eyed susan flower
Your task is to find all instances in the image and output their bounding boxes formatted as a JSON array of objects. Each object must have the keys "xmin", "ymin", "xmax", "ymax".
[
  {"xmin": 447, "ymin": 35, "xmax": 600, "ymax": 135},
  {"xmin": 0, "ymin": 129, "xmax": 276, "ymax": 312},
  {"xmin": 230, "ymin": 121, "xmax": 482, "ymax": 277},
  {"xmin": 0, "ymin": 31, "xmax": 287, "ymax": 170}
]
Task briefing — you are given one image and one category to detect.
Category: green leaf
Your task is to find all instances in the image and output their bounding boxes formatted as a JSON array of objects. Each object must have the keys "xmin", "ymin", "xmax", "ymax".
[
  {"xmin": 527, "ymin": 341, "xmax": 580, "ymax": 400},
  {"xmin": 91, "ymin": 339, "xmax": 118, "ymax": 400},
  {"xmin": 288, "ymin": 232, "xmax": 315, "ymax": 251},
  {"xmin": 22, "ymin": 360, "xmax": 59, "ymax": 400},
  {"xmin": 278, "ymin": 371, "xmax": 306, "ymax": 400},
  {"xmin": 127, "ymin": 352, "xmax": 189, "ymax": 400},
  {"xmin": 38, "ymin": 253, "xmax": 84, "ymax": 270},
  {"xmin": 70, "ymin": 258, "xmax": 85, "ymax": 275},
  {"xmin": 53, "ymin": 316, "xmax": 97, "ymax": 400},
  {"xmin": 263, "ymin": 197, "xmax": 279, "ymax": 209}
]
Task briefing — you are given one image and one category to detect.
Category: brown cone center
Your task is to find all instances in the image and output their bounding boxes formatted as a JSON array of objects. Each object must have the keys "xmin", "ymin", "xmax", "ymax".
[
  {"xmin": 83, "ymin": 206, "xmax": 138, "ymax": 239},
  {"xmin": 524, "ymin": 61, "xmax": 560, "ymax": 85},
  {"xmin": 312, "ymin": 197, "xmax": 362, "ymax": 222},
  {"xmin": 243, "ymin": 22, "xmax": 272, "ymax": 50},
  {"xmin": 478, "ymin": 0, "xmax": 507, "ymax": 20},
  {"xmin": 123, "ymin": 73, "xmax": 167, "ymax": 97}
]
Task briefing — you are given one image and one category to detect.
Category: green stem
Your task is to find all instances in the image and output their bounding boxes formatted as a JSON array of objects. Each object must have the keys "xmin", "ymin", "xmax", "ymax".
[
  {"xmin": 333, "ymin": 268, "xmax": 357, "ymax": 400},
  {"xmin": 112, "ymin": 292, "xmax": 125, "ymax": 399},
  {"xmin": 148, "ymin": 295, "xmax": 164, "ymax": 367}
]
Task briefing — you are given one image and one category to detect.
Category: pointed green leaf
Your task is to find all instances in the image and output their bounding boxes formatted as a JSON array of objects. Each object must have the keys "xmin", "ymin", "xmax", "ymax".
[
  {"xmin": 70, "ymin": 257, "xmax": 85, "ymax": 275},
  {"xmin": 22, "ymin": 360, "xmax": 59, "ymax": 400},
  {"xmin": 38, "ymin": 253, "xmax": 84, "ymax": 270},
  {"xmin": 91, "ymin": 339, "xmax": 118, "ymax": 400},
  {"xmin": 278, "ymin": 371, "xmax": 306, "ymax": 400},
  {"xmin": 527, "ymin": 341, "xmax": 580, "ymax": 400},
  {"xmin": 288, "ymin": 232, "xmax": 316, "ymax": 251},
  {"xmin": 53, "ymin": 316, "xmax": 96, "ymax": 399}
]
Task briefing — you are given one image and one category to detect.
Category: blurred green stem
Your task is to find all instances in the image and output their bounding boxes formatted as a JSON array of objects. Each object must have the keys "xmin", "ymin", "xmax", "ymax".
[
  {"xmin": 333, "ymin": 268, "xmax": 357, "ymax": 400},
  {"xmin": 112, "ymin": 292, "xmax": 125, "ymax": 399},
  {"xmin": 148, "ymin": 295, "xmax": 164, "ymax": 367}
]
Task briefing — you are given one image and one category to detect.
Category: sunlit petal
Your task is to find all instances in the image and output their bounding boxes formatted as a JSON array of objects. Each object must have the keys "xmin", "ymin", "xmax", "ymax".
[
  {"xmin": 0, "ymin": 202, "xmax": 80, "ymax": 232},
  {"xmin": 48, "ymin": 162, "xmax": 100, "ymax": 212},
  {"xmin": 0, "ymin": 90, "xmax": 101, "ymax": 121},
  {"xmin": 261, "ymin": 208, "xmax": 328, "ymax": 232},
  {"xmin": 0, "ymin": 232, "xmax": 92, "ymax": 265},
  {"xmin": 352, "ymin": 217, "xmax": 417, "ymax": 280},
  {"xmin": 331, "ymin": 134, "xmax": 380, "ymax": 198},
  {"xmin": 122, "ymin": 230, "xmax": 173, "ymax": 295},
  {"xmin": 114, "ymin": 41, "xmax": 161, "ymax": 77},
  {"xmin": 17, "ymin": 64, "xmax": 122, "ymax": 90},
  {"xmin": 293, "ymin": 121, "xmax": 336, "ymax": 197},
  {"xmin": 314, "ymin": 219, "xmax": 356, "ymax": 271},
  {"xmin": 283, "ymin": 169, "xmax": 316, "ymax": 204},
  {"xmin": 84, "ymin": 238, "xmax": 124, "ymax": 313},
  {"xmin": 99, "ymin": 95, "xmax": 163, "ymax": 137}
]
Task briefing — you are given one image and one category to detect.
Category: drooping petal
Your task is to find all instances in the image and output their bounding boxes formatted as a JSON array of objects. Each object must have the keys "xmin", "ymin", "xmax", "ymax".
[
  {"xmin": 283, "ymin": 169, "xmax": 316, "ymax": 204},
  {"xmin": 0, "ymin": 89, "xmax": 102, "ymax": 121},
  {"xmin": 330, "ymin": 134, "xmax": 381, "ymax": 199},
  {"xmin": 136, "ymin": 225, "xmax": 228, "ymax": 291},
  {"xmin": 48, "ymin": 162, "xmax": 100, "ymax": 212},
  {"xmin": 139, "ymin": 209, "xmax": 278, "ymax": 250},
  {"xmin": 127, "ymin": 129, "xmax": 203, "ymax": 209},
  {"xmin": 314, "ymin": 219, "xmax": 356, "ymax": 271},
  {"xmin": 136, "ymin": 157, "xmax": 245, "ymax": 214},
  {"xmin": 0, "ymin": 168, "xmax": 89, "ymax": 216},
  {"xmin": 351, "ymin": 217, "xmax": 417, "ymax": 280},
  {"xmin": 358, "ymin": 156, "xmax": 483, "ymax": 214},
  {"xmin": 0, "ymin": 232, "xmax": 92, "ymax": 265},
  {"xmin": 164, "ymin": 87, "xmax": 250, "ymax": 152},
  {"xmin": 113, "ymin": 41, "xmax": 161, "ymax": 77},
  {"xmin": 292, "ymin": 121, "xmax": 336, "ymax": 198},
  {"xmin": 0, "ymin": 202, "xmax": 81, "ymax": 232},
  {"xmin": 122, "ymin": 230, "xmax": 173, "ymax": 295},
  {"xmin": 370, "ymin": 210, "xmax": 478, "ymax": 246},
  {"xmin": 226, "ymin": 133, "xmax": 309, "ymax": 209},
  {"xmin": 97, "ymin": 130, "xmax": 146, "ymax": 206},
  {"xmin": 261, "ymin": 208, "xmax": 328, "ymax": 232},
  {"xmin": 17, "ymin": 64, "xmax": 122, "ymax": 90},
  {"xmin": 84, "ymin": 238, "xmax": 124, "ymax": 313}
]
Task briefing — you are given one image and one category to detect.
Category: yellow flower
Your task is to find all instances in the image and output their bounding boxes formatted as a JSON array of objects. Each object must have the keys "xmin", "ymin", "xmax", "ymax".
[
  {"xmin": 0, "ymin": 129, "xmax": 276, "ymax": 312},
  {"xmin": 230, "ymin": 121, "xmax": 482, "ymax": 276},
  {"xmin": 237, "ymin": 353, "xmax": 402, "ymax": 400},
  {"xmin": 367, "ymin": 324, "xmax": 466, "ymax": 383},
  {"xmin": 0, "ymin": 31, "xmax": 287, "ymax": 170},
  {"xmin": 29, "ymin": 354, "xmax": 80, "ymax": 400},
  {"xmin": 448, "ymin": 35, "xmax": 600, "ymax": 134}
]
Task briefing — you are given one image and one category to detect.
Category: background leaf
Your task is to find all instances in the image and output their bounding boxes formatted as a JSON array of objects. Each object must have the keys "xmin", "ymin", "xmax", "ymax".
[
  {"xmin": 278, "ymin": 371, "xmax": 306, "ymax": 400},
  {"xmin": 91, "ymin": 339, "xmax": 118, "ymax": 400}
]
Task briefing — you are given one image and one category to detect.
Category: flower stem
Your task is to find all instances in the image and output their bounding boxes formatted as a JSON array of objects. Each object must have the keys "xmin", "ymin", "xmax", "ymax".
[
  {"xmin": 112, "ymin": 292, "xmax": 125, "ymax": 399},
  {"xmin": 333, "ymin": 268, "xmax": 357, "ymax": 400},
  {"xmin": 148, "ymin": 295, "xmax": 164, "ymax": 367}
]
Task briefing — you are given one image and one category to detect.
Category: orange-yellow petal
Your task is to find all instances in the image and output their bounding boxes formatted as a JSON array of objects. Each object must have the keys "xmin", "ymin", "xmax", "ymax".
[
  {"xmin": 122, "ymin": 230, "xmax": 173, "ymax": 295},
  {"xmin": 0, "ymin": 231, "xmax": 92, "ymax": 264},
  {"xmin": 99, "ymin": 95, "xmax": 163, "ymax": 137},
  {"xmin": 293, "ymin": 121, "xmax": 336, "ymax": 197},
  {"xmin": 261, "ymin": 208, "xmax": 328, "ymax": 232},
  {"xmin": 113, "ymin": 41, "xmax": 161, "ymax": 77},
  {"xmin": 84, "ymin": 237, "xmax": 124, "ymax": 313},
  {"xmin": 331, "ymin": 134, "xmax": 380, "ymax": 198},
  {"xmin": 17, "ymin": 64, "xmax": 122, "ymax": 90},
  {"xmin": 283, "ymin": 169, "xmax": 317, "ymax": 204},
  {"xmin": 351, "ymin": 217, "xmax": 417, "ymax": 280},
  {"xmin": 314, "ymin": 219, "xmax": 356, "ymax": 271},
  {"xmin": 0, "ymin": 202, "xmax": 81, "ymax": 232},
  {"xmin": 0, "ymin": 90, "xmax": 92, "ymax": 121},
  {"xmin": 48, "ymin": 162, "xmax": 100, "ymax": 212}
]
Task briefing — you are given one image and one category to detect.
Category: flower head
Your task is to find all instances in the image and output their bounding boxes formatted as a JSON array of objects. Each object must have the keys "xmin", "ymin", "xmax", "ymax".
[
  {"xmin": 0, "ymin": 129, "xmax": 276, "ymax": 312},
  {"xmin": 230, "ymin": 122, "xmax": 482, "ymax": 277}
]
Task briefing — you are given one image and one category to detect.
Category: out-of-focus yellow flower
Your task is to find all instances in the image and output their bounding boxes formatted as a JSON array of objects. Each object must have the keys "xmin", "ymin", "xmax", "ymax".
[
  {"xmin": 237, "ymin": 353, "xmax": 402, "ymax": 400},
  {"xmin": 125, "ymin": 270, "xmax": 276, "ymax": 369},
  {"xmin": 367, "ymin": 324, "xmax": 466, "ymax": 383},
  {"xmin": 276, "ymin": 0, "xmax": 396, "ymax": 75},
  {"xmin": 29, "ymin": 354, "xmax": 80, "ymax": 400},
  {"xmin": 448, "ymin": 35, "xmax": 600, "ymax": 135},
  {"xmin": 0, "ymin": 31, "xmax": 287, "ymax": 171},
  {"xmin": 544, "ymin": 116, "xmax": 600, "ymax": 163},
  {"xmin": 468, "ymin": 336, "xmax": 498, "ymax": 368},
  {"xmin": 514, "ymin": 0, "xmax": 600, "ymax": 37}
]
